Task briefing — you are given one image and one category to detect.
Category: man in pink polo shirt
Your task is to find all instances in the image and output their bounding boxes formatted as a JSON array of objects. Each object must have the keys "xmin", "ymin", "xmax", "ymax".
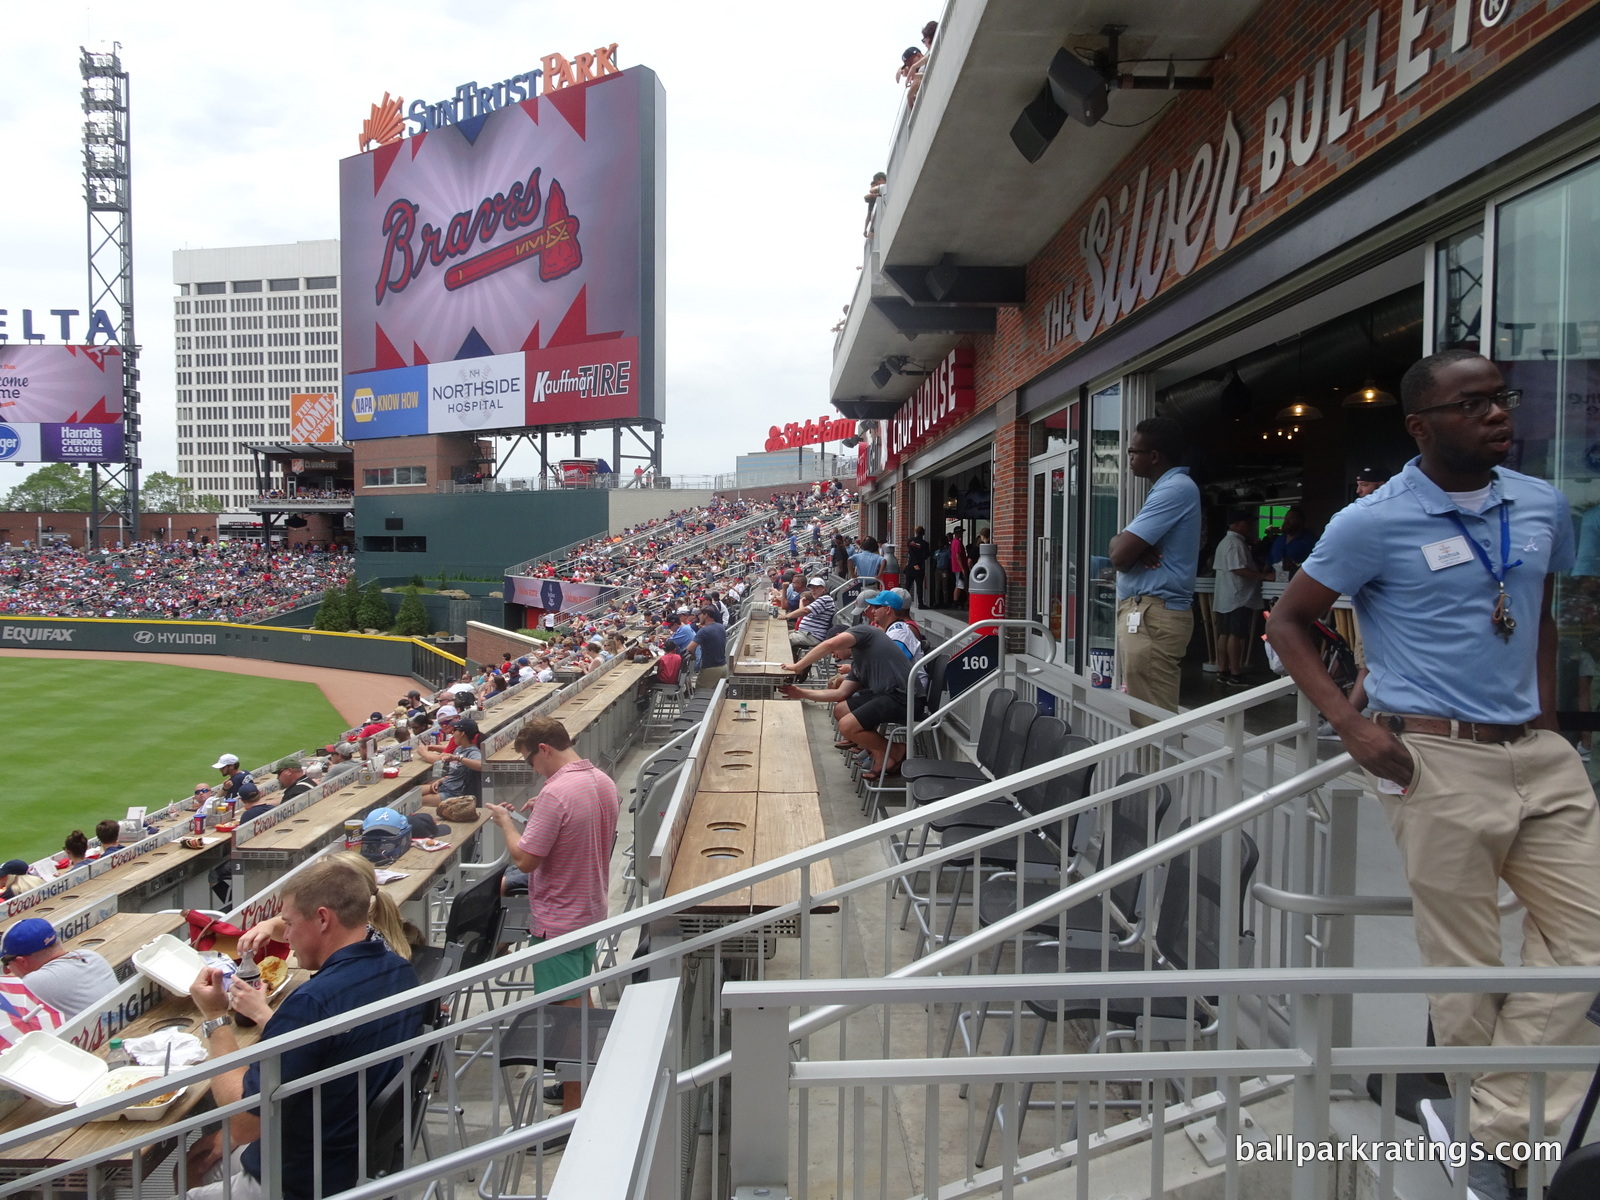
[{"xmin": 485, "ymin": 715, "xmax": 618, "ymax": 1110}]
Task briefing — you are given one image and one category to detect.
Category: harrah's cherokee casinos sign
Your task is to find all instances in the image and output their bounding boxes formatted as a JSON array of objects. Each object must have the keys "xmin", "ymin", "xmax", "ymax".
[{"xmin": 339, "ymin": 65, "xmax": 664, "ymax": 439}]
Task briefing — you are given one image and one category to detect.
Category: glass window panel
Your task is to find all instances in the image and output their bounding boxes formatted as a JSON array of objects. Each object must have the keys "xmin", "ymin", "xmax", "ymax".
[{"xmin": 1493, "ymin": 156, "xmax": 1600, "ymax": 760}]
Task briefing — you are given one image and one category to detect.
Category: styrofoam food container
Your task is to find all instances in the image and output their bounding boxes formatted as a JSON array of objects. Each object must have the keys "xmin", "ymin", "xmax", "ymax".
[
  {"xmin": 131, "ymin": 934, "xmax": 208, "ymax": 997},
  {"xmin": 0, "ymin": 1032, "xmax": 185, "ymax": 1119}
]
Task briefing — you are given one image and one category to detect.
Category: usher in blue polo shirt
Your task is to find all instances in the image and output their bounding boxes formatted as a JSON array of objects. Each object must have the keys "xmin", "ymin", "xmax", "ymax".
[
  {"xmin": 1299, "ymin": 458, "xmax": 1574, "ymax": 725},
  {"xmin": 1116, "ymin": 466, "xmax": 1202, "ymax": 609}
]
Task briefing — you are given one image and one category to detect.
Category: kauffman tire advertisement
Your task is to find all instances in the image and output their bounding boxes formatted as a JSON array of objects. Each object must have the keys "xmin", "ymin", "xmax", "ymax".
[{"xmin": 339, "ymin": 63, "xmax": 664, "ymax": 435}]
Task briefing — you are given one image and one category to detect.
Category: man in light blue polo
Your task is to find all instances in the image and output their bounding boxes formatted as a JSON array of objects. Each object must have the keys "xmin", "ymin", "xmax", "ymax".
[
  {"xmin": 1268, "ymin": 349, "xmax": 1600, "ymax": 1200},
  {"xmin": 1109, "ymin": 417, "xmax": 1201, "ymax": 725}
]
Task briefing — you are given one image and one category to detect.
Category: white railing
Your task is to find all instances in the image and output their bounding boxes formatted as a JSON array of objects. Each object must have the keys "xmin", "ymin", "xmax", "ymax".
[
  {"xmin": 0, "ymin": 667, "xmax": 1368, "ymax": 1200},
  {"xmin": 724, "ymin": 967, "xmax": 1595, "ymax": 1200}
]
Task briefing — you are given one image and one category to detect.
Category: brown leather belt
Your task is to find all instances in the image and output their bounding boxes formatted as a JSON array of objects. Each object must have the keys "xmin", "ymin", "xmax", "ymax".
[{"xmin": 1373, "ymin": 713, "xmax": 1531, "ymax": 744}]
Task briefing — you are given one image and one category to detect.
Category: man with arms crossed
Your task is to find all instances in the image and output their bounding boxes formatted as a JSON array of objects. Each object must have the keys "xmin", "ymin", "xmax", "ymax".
[
  {"xmin": 1268, "ymin": 349, "xmax": 1600, "ymax": 1200},
  {"xmin": 485, "ymin": 716, "xmax": 618, "ymax": 1113},
  {"xmin": 1108, "ymin": 417, "xmax": 1201, "ymax": 725},
  {"xmin": 184, "ymin": 860, "xmax": 421, "ymax": 1200}
]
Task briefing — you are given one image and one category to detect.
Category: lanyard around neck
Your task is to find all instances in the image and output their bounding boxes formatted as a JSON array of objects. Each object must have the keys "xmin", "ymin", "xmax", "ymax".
[{"xmin": 1445, "ymin": 502, "xmax": 1521, "ymax": 586}]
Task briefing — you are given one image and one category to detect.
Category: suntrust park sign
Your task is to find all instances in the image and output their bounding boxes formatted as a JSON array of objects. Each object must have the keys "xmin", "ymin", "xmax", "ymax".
[
  {"xmin": 886, "ymin": 348, "xmax": 975, "ymax": 468},
  {"xmin": 1037, "ymin": 0, "xmax": 1536, "ymax": 354}
]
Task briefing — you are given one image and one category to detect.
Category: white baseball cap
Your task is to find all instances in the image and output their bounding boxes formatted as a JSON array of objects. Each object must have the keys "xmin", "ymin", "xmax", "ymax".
[
  {"xmin": 211, "ymin": 753, "xmax": 240, "ymax": 770},
  {"xmin": 808, "ymin": 577, "xmax": 826, "ymax": 587}
]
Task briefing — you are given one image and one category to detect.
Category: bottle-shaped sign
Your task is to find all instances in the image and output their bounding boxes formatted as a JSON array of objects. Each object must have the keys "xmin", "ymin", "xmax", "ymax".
[
  {"xmin": 879, "ymin": 543, "xmax": 900, "ymax": 588},
  {"xmin": 968, "ymin": 542, "xmax": 1007, "ymax": 625}
]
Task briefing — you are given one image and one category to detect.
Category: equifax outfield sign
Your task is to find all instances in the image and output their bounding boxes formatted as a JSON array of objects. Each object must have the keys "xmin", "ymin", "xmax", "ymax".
[{"xmin": 1037, "ymin": 0, "xmax": 1532, "ymax": 354}]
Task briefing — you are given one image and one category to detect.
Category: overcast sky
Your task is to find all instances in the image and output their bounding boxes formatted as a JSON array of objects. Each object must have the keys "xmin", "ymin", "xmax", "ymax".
[{"xmin": 1, "ymin": 0, "xmax": 926, "ymax": 484}]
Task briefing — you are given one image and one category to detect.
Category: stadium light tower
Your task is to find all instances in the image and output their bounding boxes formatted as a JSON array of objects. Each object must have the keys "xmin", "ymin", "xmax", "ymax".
[{"xmin": 81, "ymin": 44, "xmax": 140, "ymax": 546}]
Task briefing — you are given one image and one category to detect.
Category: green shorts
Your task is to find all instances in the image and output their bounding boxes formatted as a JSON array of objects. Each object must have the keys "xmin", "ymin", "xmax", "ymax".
[{"xmin": 530, "ymin": 937, "xmax": 597, "ymax": 999}]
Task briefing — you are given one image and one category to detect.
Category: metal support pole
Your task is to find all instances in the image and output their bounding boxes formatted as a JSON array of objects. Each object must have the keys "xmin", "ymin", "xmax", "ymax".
[{"xmin": 729, "ymin": 1005, "xmax": 791, "ymax": 1191}]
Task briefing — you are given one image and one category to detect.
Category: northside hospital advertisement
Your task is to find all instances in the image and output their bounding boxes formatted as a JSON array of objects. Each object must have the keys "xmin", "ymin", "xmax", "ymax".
[
  {"xmin": 0, "ymin": 346, "xmax": 125, "ymax": 463},
  {"xmin": 338, "ymin": 65, "xmax": 663, "ymax": 440}
]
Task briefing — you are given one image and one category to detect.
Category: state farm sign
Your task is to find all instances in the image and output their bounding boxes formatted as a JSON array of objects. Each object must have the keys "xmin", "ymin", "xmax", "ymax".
[{"xmin": 885, "ymin": 348, "xmax": 974, "ymax": 468}]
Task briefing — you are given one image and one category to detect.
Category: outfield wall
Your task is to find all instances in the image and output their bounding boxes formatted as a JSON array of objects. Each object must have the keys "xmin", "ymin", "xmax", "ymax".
[{"xmin": 0, "ymin": 615, "xmax": 463, "ymax": 685}]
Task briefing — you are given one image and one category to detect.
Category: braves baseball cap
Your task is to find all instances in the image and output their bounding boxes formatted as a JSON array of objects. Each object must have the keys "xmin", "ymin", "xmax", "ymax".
[
  {"xmin": 1355, "ymin": 466, "xmax": 1388, "ymax": 482},
  {"xmin": 211, "ymin": 753, "xmax": 240, "ymax": 770},
  {"xmin": 0, "ymin": 860, "xmax": 30, "ymax": 877},
  {"xmin": 2, "ymin": 918, "xmax": 58, "ymax": 959},
  {"xmin": 863, "ymin": 590, "xmax": 904, "ymax": 611},
  {"xmin": 362, "ymin": 807, "xmax": 410, "ymax": 834},
  {"xmin": 368, "ymin": 711, "xmax": 384, "ymax": 722}
]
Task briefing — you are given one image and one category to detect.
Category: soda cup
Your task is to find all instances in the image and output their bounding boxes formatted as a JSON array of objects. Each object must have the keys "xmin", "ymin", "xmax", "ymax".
[
  {"xmin": 190, "ymin": 812, "xmax": 205, "ymax": 835},
  {"xmin": 344, "ymin": 818, "xmax": 364, "ymax": 850},
  {"xmin": 400, "ymin": 744, "xmax": 413, "ymax": 762}
]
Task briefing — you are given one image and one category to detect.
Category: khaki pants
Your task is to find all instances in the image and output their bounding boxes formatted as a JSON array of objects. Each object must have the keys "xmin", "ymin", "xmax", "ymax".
[
  {"xmin": 1367, "ymin": 729, "xmax": 1600, "ymax": 1149},
  {"xmin": 1115, "ymin": 596, "xmax": 1193, "ymax": 728}
]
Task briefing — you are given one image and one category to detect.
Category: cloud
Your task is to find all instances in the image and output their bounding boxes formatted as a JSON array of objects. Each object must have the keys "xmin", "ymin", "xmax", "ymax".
[{"xmin": 2, "ymin": 0, "xmax": 922, "ymax": 485}]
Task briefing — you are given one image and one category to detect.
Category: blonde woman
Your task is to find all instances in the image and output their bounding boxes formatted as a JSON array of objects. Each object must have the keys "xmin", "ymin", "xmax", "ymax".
[{"xmin": 239, "ymin": 850, "xmax": 414, "ymax": 960}]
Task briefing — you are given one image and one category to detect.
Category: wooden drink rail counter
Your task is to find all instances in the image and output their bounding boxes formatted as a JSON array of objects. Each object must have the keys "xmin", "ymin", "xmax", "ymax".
[{"xmin": 662, "ymin": 698, "xmax": 834, "ymax": 915}]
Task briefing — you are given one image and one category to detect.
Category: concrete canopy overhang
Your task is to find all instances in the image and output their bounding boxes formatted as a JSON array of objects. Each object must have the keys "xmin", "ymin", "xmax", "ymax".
[{"xmin": 830, "ymin": 0, "xmax": 1261, "ymax": 410}]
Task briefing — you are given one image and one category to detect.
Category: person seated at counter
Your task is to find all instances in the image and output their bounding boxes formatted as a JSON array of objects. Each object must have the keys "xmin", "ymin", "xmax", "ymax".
[
  {"xmin": 240, "ymin": 758, "xmax": 315, "ymax": 824},
  {"xmin": 782, "ymin": 603, "xmax": 911, "ymax": 780},
  {"xmin": 211, "ymin": 753, "xmax": 261, "ymax": 809},
  {"xmin": 1, "ymin": 917, "xmax": 118, "ymax": 1019},
  {"xmin": 183, "ymin": 860, "xmax": 422, "ymax": 1200},
  {"xmin": 55, "ymin": 830, "xmax": 90, "ymax": 873},
  {"xmin": 0, "ymin": 861, "xmax": 42, "ymax": 901},
  {"xmin": 94, "ymin": 819, "xmax": 126, "ymax": 857},
  {"xmin": 418, "ymin": 718, "xmax": 483, "ymax": 807},
  {"xmin": 322, "ymin": 742, "xmax": 362, "ymax": 784}
]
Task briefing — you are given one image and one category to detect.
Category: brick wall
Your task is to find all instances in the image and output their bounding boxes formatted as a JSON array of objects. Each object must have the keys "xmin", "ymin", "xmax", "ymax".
[
  {"xmin": 466, "ymin": 622, "xmax": 548, "ymax": 662},
  {"xmin": 0, "ymin": 511, "xmax": 222, "ymax": 547},
  {"xmin": 989, "ymin": 395, "xmax": 1029, "ymax": 633},
  {"xmin": 964, "ymin": 0, "xmax": 1598, "ymax": 414}
]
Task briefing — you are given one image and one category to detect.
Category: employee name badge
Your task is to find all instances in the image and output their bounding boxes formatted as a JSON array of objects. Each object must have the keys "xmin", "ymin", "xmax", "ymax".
[
  {"xmin": 1127, "ymin": 609, "xmax": 1142, "ymax": 634},
  {"xmin": 1421, "ymin": 535, "xmax": 1473, "ymax": 572}
]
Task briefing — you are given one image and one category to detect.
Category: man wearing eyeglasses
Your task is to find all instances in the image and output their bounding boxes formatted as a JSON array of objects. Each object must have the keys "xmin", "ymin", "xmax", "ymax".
[
  {"xmin": 484, "ymin": 716, "xmax": 618, "ymax": 1115},
  {"xmin": 1108, "ymin": 416, "xmax": 1201, "ymax": 726},
  {"xmin": 1269, "ymin": 349, "xmax": 1598, "ymax": 1200}
]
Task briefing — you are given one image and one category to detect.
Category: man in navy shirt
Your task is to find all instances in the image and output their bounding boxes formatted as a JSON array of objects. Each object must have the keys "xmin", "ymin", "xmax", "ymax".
[
  {"xmin": 185, "ymin": 860, "xmax": 421, "ymax": 1200},
  {"xmin": 1109, "ymin": 417, "xmax": 1201, "ymax": 724},
  {"xmin": 691, "ymin": 607, "xmax": 728, "ymax": 687},
  {"xmin": 1269, "ymin": 350, "xmax": 1600, "ymax": 1200}
]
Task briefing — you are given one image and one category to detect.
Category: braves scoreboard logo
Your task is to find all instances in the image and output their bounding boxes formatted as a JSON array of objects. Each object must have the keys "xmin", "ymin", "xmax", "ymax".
[{"xmin": 375, "ymin": 167, "xmax": 583, "ymax": 305}]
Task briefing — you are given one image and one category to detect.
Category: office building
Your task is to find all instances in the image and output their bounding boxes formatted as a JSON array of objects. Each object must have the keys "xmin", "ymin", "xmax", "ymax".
[{"xmin": 172, "ymin": 240, "xmax": 340, "ymax": 513}]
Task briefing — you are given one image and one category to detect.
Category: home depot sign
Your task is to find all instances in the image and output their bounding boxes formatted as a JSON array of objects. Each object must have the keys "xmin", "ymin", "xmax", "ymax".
[{"xmin": 885, "ymin": 347, "xmax": 975, "ymax": 468}]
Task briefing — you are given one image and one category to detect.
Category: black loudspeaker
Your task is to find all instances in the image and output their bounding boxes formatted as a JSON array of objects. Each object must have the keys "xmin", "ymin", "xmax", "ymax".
[
  {"xmin": 1048, "ymin": 47, "xmax": 1109, "ymax": 127},
  {"xmin": 1009, "ymin": 82, "xmax": 1066, "ymax": 163}
]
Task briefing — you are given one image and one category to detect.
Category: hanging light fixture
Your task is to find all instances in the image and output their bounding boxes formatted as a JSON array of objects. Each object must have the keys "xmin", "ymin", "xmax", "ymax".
[
  {"xmin": 1343, "ymin": 378, "xmax": 1398, "ymax": 408},
  {"xmin": 1274, "ymin": 336, "xmax": 1323, "ymax": 423},
  {"xmin": 1342, "ymin": 309, "xmax": 1399, "ymax": 408},
  {"xmin": 1274, "ymin": 400, "xmax": 1324, "ymax": 422}
]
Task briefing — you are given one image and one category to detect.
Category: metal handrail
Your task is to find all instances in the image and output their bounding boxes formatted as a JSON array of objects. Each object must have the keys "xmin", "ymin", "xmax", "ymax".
[
  {"xmin": 904, "ymin": 617, "xmax": 1059, "ymax": 747},
  {"xmin": 0, "ymin": 671, "xmax": 1318, "ymax": 1192}
]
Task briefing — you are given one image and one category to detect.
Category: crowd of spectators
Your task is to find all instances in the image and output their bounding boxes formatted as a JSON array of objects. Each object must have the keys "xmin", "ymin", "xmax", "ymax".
[
  {"xmin": 0, "ymin": 539, "xmax": 353, "ymax": 623},
  {"xmin": 257, "ymin": 489, "xmax": 353, "ymax": 502},
  {"xmin": 513, "ymin": 488, "xmax": 856, "ymax": 682}
]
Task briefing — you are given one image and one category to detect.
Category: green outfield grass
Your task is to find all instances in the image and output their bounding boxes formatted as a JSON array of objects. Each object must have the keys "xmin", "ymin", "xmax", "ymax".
[{"xmin": 0, "ymin": 659, "xmax": 346, "ymax": 864}]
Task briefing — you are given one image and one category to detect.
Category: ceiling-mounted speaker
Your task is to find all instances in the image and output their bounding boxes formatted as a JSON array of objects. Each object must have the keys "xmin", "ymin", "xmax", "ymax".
[
  {"xmin": 1047, "ymin": 47, "xmax": 1110, "ymax": 127},
  {"xmin": 1009, "ymin": 82, "xmax": 1067, "ymax": 163}
]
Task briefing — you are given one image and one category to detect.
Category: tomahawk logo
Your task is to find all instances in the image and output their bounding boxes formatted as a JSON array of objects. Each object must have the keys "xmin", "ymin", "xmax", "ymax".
[
  {"xmin": 133, "ymin": 630, "xmax": 154, "ymax": 644},
  {"xmin": 2, "ymin": 625, "xmax": 74, "ymax": 643}
]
